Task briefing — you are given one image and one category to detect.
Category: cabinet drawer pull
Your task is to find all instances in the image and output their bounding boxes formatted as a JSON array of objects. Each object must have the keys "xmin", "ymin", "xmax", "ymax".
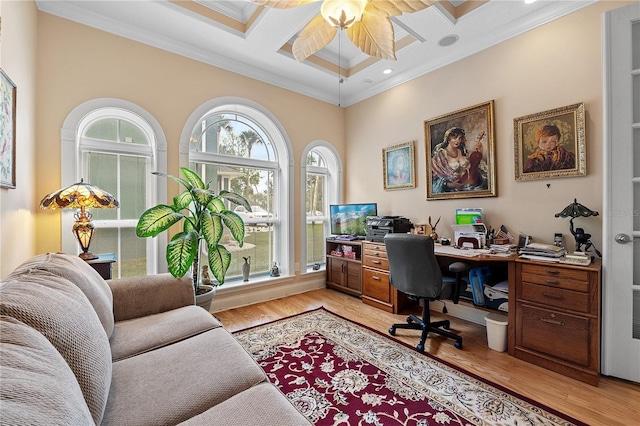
[
  {"xmin": 372, "ymin": 275, "xmax": 381, "ymax": 281},
  {"xmin": 374, "ymin": 252, "xmax": 380, "ymax": 256},
  {"xmin": 372, "ymin": 260, "xmax": 381, "ymax": 264},
  {"xmin": 545, "ymin": 280, "xmax": 560, "ymax": 285},
  {"xmin": 545, "ymin": 269, "xmax": 560, "ymax": 275},
  {"xmin": 541, "ymin": 318, "xmax": 565, "ymax": 326},
  {"xmin": 542, "ymin": 292, "xmax": 563, "ymax": 300}
]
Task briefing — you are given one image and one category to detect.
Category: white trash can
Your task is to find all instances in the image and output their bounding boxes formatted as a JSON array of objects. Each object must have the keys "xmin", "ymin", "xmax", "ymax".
[{"xmin": 485, "ymin": 312, "xmax": 508, "ymax": 352}]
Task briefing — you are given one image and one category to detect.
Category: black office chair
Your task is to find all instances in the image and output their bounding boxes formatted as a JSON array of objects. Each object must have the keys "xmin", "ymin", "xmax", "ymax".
[{"xmin": 384, "ymin": 233, "xmax": 463, "ymax": 352}]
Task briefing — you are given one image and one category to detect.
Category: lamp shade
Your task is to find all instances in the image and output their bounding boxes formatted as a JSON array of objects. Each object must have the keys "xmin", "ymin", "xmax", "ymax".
[
  {"xmin": 40, "ymin": 179, "xmax": 119, "ymax": 210},
  {"xmin": 40, "ymin": 179, "xmax": 119, "ymax": 260},
  {"xmin": 554, "ymin": 198, "xmax": 599, "ymax": 219}
]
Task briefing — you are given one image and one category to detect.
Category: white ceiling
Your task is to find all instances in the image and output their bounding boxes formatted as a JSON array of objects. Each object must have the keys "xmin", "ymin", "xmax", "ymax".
[{"xmin": 36, "ymin": 0, "xmax": 596, "ymax": 107}]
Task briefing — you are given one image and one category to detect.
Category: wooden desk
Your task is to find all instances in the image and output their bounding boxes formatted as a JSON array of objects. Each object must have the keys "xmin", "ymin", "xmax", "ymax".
[{"xmin": 360, "ymin": 242, "xmax": 602, "ymax": 384}]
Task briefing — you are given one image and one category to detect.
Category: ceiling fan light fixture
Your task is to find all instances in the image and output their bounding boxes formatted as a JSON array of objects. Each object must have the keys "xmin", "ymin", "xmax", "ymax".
[{"xmin": 321, "ymin": 0, "xmax": 366, "ymax": 29}]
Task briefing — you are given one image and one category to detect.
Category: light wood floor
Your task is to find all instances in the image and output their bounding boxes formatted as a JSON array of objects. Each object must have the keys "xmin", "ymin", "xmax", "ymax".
[{"xmin": 216, "ymin": 288, "xmax": 640, "ymax": 426}]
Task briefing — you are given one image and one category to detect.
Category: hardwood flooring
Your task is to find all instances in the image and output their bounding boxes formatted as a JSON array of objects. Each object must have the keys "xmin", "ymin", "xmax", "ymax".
[{"xmin": 216, "ymin": 288, "xmax": 640, "ymax": 426}]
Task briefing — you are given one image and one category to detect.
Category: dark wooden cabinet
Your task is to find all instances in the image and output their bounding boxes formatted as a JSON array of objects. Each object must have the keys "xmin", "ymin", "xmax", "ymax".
[
  {"xmin": 514, "ymin": 259, "xmax": 601, "ymax": 385},
  {"xmin": 326, "ymin": 240, "xmax": 362, "ymax": 296},
  {"xmin": 85, "ymin": 253, "xmax": 116, "ymax": 280}
]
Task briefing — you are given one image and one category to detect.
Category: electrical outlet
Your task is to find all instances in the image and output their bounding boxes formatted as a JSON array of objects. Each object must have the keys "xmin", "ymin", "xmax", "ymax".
[{"xmin": 294, "ymin": 262, "xmax": 299, "ymax": 272}]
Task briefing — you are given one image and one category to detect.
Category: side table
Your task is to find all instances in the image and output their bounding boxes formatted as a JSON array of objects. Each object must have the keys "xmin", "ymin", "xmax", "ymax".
[{"xmin": 85, "ymin": 253, "xmax": 117, "ymax": 280}]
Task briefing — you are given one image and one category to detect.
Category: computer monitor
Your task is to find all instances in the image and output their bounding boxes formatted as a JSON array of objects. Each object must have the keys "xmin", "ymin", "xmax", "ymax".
[{"xmin": 455, "ymin": 208, "xmax": 483, "ymax": 224}]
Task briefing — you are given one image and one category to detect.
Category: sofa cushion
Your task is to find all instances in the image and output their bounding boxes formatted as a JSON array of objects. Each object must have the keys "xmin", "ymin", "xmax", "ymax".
[
  {"xmin": 8, "ymin": 252, "xmax": 114, "ymax": 337},
  {"xmin": 0, "ymin": 315, "xmax": 94, "ymax": 425},
  {"xmin": 110, "ymin": 305, "xmax": 222, "ymax": 361},
  {"xmin": 0, "ymin": 274, "xmax": 112, "ymax": 425},
  {"xmin": 179, "ymin": 382, "xmax": 310, "ymax": 425},
  {"xmin": 103, "ymin": 327, "xmax": 268, "ymax": 426}
]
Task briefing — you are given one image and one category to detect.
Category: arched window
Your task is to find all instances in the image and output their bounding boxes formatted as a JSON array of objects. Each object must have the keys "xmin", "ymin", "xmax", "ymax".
[
  {"xmin": 181, "ymin": 98, "xmax": 293, "ymax": 282},
  {"xmin": 301, "ymin": 142, "xmax": 342, "ymax": 271},
  {"xmin": 61, "ymin": 99, "xmax": 167, "ymax": 277}
]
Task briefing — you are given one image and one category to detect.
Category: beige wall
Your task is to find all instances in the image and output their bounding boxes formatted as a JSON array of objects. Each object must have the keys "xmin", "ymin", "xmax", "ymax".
[
  {"xmin": 344, "ymin": 1, "xmax": 628, "ymax": 252},
  {"xmin": 0, "ymin": 0, "xmax": 38, "ymax": 278},
  {"xmin": 33, "ymin": 12, "xmax": 345, "ymax": 271}
]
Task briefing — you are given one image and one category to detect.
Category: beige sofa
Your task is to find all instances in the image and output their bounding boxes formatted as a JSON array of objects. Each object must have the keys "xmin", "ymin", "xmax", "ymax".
[{"xmin": 0, "ymin": 252, "xmax": 309, "ymax": 425}]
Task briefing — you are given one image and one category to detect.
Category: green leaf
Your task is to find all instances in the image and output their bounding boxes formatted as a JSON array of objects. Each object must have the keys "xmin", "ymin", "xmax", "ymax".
[
  {"xmin": 220, "ymin": 190, "xmax": 251, "ymax": 210},
  {"xmin": 220, "ymin": 210, "xmax": 245, "ymax": 247},
  {"xmin": 192, "ymin": 187, "xmax": 213, "ymax": 207},
  {"xmin": 181, "ymin": 167, "xmax": 206, "ymax": 189},
  {"xmin": 208, "ymin": 244, "xmax": 232, "ymax": 285},
  {"xmin": 136, "ymin": 205, "xmax": 184, "ymax": 237},
  {"xmin": 207, "ymin": 197, "xmax": 226, "ymax": 213},
  {"xmin": 174, "ymin": 190, "xmax": 192, "ymax": 210},
  {"xmin": 166, "ymin": 231, "xmax": 198, "ymax": 278},
  {"xmin": 153, "ymin": 171, "xmax": 192, "ymax": 191},
  {"xmin": 200, "ymin": 210, "xmax": 223, "ymax": 247}
]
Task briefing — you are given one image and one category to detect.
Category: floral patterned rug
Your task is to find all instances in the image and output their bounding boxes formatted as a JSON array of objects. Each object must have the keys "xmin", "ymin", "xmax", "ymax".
[{"xmin": 233, "ymin": 308, "xmax": 585, "ymax": 426}]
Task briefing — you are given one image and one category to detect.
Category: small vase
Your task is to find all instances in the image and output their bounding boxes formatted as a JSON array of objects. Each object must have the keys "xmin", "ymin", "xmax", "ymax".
[{"xmin": 242, "ymin": 256, "xmax": 251, "ymax": 281}]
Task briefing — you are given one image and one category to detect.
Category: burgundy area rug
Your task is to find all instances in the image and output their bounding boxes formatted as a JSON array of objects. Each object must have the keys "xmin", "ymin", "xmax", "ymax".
[{"xmin": 233, "ymin": 307, "xmax": 586, "ymax": 426}]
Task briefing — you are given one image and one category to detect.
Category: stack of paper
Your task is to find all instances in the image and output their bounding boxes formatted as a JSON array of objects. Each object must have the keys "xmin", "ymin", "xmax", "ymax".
[{"xmin": 519, "ymin": 242, "xmax": 566, "ymax": 261}]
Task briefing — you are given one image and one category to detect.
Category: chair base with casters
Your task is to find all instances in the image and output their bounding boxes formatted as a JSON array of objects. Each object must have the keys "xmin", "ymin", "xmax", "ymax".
[{"xmin": 388, "ymin": 298, "xmax": 463, "ymax": 352}]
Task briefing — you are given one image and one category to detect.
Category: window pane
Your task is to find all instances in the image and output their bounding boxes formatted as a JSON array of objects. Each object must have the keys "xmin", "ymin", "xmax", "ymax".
[
  {"xmin": 120, "ymin": 120, "xmax": 148, "ymax": 145},
  {"xmin": 120, "ymin": 155, "xmax": 147, "ymax": 219},
  {"xmin": 87, "ymin": 153, "xmax": 118, "ymax": 221},
  {"xmin": 85, "ymin": 119, "xmax": 117, "ymax": 141},
  {"xmin": 307, "ymin": 221, "xmax": 325, "ymax": 265},
  {"xmin": 306, "ymin": 173, "xmax": 324, "ymax": 216},
  {"xmin": 306, "ymin": 172, "xmax": 327, "ymax": 266}
]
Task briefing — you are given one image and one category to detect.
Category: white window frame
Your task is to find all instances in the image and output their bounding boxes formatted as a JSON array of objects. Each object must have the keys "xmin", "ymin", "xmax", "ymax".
[
  {"xmin": 180, "ymin": 97, "xmax": 293, "ymax": 279},
  {"xmin": 61, "ymin": 98, "xmax": 167, "ymax": 275},
  {"xmin": 301, "ymin": 141, "xmax": 343, "ymax": 273}
]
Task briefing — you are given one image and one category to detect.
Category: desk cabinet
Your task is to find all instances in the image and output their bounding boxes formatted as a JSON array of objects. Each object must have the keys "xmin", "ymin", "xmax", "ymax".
[
  {"xmin": 326, "ymin": 240, "xmax": 362, "ymax": 296},
  {"xmin": 85, "ymin": 253, "xmax": 117, "ymax": 280},
  {"xmin": 514, "ymin": 260, "xmax": 601, "ymax": 385},
  {"xmin": 361, "ymin": 241, "xmax": 411, "ymax": 313}
]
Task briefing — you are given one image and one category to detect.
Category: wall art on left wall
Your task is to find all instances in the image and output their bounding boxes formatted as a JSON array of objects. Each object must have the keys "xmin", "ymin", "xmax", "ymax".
[{"xmin": 0, "ymin": 68, "xmax": 17, "ymax": 189}]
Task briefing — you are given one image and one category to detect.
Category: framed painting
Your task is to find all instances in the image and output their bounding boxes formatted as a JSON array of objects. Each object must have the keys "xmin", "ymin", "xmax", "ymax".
[
  {"xmin": 514, "ymin": 102, "xmax": 586, "ymax": 181},
  {"xmin": 425, "ymin": 100, "xmax": 496, "ymax": 200},
  {"xmin": 1, "ymin": 68, "xmax": 17, "ymax": 189},
  {"xmin": 383, "ymin": 140, "xmax": 415, "ymax": 190}
]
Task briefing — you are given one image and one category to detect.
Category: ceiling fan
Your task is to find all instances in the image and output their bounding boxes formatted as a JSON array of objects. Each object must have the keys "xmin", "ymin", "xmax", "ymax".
[{"xmin": 253, "ymin": 0, "xmax": 434, "ymax": 62}]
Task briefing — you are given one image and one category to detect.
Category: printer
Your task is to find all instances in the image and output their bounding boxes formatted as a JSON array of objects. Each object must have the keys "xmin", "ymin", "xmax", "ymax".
[
  {"xmin": 366, "ymin": 216, "xmax": 413, "ymax": 242},
  {"xmin": 452, "ymin": 223, "xmax": 487, "ymax": 249}
]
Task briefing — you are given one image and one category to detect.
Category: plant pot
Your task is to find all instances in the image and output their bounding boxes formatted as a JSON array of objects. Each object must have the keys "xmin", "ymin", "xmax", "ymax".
[{"xmin": 195, "ymin": 284, "xmax": 216, "ymax": 312}]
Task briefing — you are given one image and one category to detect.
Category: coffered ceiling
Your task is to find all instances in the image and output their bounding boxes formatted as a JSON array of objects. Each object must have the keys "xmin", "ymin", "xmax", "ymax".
[{"xmin": 36, "ymin": 0, "xmax": 595, "ymax": 107}]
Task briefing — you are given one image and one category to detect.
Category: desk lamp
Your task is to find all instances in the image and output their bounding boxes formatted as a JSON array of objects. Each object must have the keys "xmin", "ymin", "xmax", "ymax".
[
  {"xmin": 40, "ymin": 179, "xmax": 119, "ymax": 260},
  {"xmin": 554, "ymin": 198, "xmax": 601, "ymax": 256}
]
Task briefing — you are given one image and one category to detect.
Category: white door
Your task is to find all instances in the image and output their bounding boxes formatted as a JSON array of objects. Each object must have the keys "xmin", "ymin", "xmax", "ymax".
[{"xmin": 602, "ymin": 3, "xmax": 640, "ymax": 383}]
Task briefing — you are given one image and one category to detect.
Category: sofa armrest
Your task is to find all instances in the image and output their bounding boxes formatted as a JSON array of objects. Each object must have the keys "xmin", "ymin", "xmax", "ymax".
[{"xmin": 107, "ymin": 273, "xmax": 195, "ymax": 322}]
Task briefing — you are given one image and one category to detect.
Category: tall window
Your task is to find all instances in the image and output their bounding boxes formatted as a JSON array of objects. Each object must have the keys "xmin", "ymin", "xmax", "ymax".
[
  {"xmin": 183, "ymin": 100, "xmax": 292, "ymax": 281},
  {"xmin": 302, "ymin": 143, "xmax": 342, "ymax": 271},
  {"xmin": 62, "ymin": 100, "xmax": 167, "ymax": 278}
]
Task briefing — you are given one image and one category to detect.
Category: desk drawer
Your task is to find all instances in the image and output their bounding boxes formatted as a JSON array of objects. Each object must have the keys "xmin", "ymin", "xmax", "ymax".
[
  {"xmin": 363, "ymin": 269, "xmax": 390, "ymax": 303},
  {"xmin": 521, "ymin": 282, "xmax": 590, "ymax": 313},
  {"xmin": 521, "ymin": 264, "xmax": 589, "ymax": 287},
  {"xmin": 364, "ymin": 242, "xmax": 386, "ymax": 253},
  {"xmin": 364, "ymin": 247, "xmax": 387, "ymax": 259},
  {"xmin": 363, "ymin": 255, "xmax": 389, "ymax": 270},
  {"xmin": 519, "ymin": 303, "xmax": 591, "ymax": 366}
]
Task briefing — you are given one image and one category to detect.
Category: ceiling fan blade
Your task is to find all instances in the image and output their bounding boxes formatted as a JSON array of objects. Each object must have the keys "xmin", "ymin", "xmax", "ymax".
[
  {"xmin": 293, "ymin": 14, "xmax": 337, "ymax": 62},
  {"xmin": 252, "ymin": 0, "xmax": 320, "ymax": 9},
  {"xmin": 346, "ymin": 14, "xmax": 396, "ymax": 60},
  {"xmin": 366, "ymin": 0, "xmax": 434, "ymax": 17}
]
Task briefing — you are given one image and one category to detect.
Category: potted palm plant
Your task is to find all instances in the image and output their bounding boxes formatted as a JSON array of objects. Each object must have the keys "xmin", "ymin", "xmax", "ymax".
[{"xmin": 136, "ymin": 167, "xmax": 250, "ymax": 309}]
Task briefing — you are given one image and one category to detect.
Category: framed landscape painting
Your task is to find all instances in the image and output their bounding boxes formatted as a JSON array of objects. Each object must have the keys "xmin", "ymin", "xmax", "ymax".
[
  {"xmin": 1, "ymin": 68, "xmax": 17, "ymax": 189},
  {"xmin": 383, "ymin": 141, "xmax": 415, "ymax": 190},
  {"xmin": 425, "ymin": 100, "xmax": 496, "ymax": 200},
  {"xmin": 513, "ymin": 102, "xmax": 586, "ymax": 181}
]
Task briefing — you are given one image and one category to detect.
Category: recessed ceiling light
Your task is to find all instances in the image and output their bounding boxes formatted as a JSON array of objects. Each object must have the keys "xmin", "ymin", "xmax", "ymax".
[
  {"xmin": 362, "ymin": 79, "xmax": 373, "ymax": 85},
  {"xmin": 524, "ymin": 0, "xmax": 537, "ymax": 4},
  {"xmin": 383, "ymin": 68, "xmax": 393, "ymax": 75},
  {"xmin": 438, "ymin": 34, "xmax": 459, "ymax": 47}
]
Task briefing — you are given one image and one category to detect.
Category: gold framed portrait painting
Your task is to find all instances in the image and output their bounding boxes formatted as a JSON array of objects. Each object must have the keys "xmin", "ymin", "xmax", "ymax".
[
  {"xmin": 0, "ymin": 68, "xmax": 17, "ymax": 189},
  {"xmin": 383, "ymin": 141, "xmax": 416, "ymax": 190},
  {"xmin": 514, "ymin": 102, "xmax": 586, "ymax": 181},
  {"xmin": 425, "ymin": 101, "xmax": 497, "ymax": 200}
]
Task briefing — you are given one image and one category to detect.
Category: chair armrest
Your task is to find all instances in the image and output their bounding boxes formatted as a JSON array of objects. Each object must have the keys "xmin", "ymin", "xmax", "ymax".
[{"xmin": 107, "ymin": 273, "xmax": 195, "ymax": 322}]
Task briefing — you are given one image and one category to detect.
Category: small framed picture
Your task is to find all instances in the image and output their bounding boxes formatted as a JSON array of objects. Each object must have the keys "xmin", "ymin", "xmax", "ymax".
[
  {"xmin": 383, "ymin": 141, "xmax": 416, "ymax": 190},
  {"xmin": 425, "ymin": 101, "xmax": 496, "ymax": 200},
  {"xmin": 514, "ymin": 102, "xmax": 586, "ymax": 181},
  {"xmin": 1, "ymin": 68, "xmax": 17, "ymax": 189}
]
